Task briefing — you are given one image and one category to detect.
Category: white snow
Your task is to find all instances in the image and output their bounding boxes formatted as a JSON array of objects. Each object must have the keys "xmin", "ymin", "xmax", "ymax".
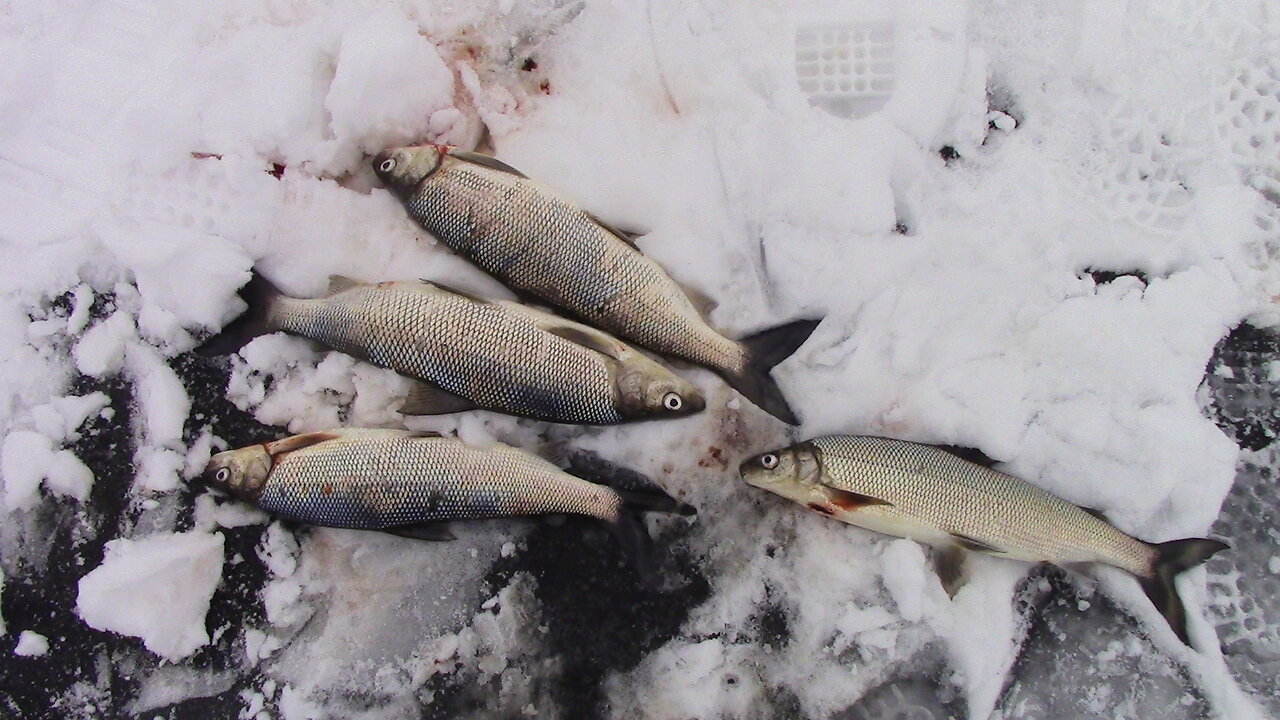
[
  {"xmin": 76, "ymin": 532, "xmax": 225, "ymax": 662},
  {"xmin": 13, "ymin": 630, "xmax": 49, "ymax": 657},
  {"xmin": 0, "ymin": 0, "xmax": 1277, "ymax": 717}
]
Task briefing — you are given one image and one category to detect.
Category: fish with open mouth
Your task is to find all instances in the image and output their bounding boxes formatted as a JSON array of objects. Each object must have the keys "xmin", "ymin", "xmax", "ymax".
[
  {"xmin": 372, "ymin": 144, "xmax": 820, "ymax": 425},
  {"xmin": 203, "ymin": 428, "xmax": 694, "ymax": 569},
  {"xmin": 197, "ymin": 272, "xmax": 704, "ymax": 424},
  {"xmin": 740, "ymin": 434, "xmax": 1228, "ymax": 646}
]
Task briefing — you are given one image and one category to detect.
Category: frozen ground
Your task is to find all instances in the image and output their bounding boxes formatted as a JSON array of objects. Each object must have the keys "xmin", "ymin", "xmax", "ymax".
[{"xmin": 1, "ymin": 0, "xmax": 1279, "ymax": 718}]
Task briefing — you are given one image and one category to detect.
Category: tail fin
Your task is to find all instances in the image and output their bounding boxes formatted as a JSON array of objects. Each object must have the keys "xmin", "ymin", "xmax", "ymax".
[
  {"xmin": 724, "ymin": 318, "xmax": 822, "ymax": 425},
  {"xmin": 1138, "ymin": 538, "xmax": 1229, "ymax": 645},
  {"xmin": 603, "ymin": 490, "xmax": 696, "ymax": 586},
  {"xmin": 195, "ymin": 271, "xmax": 283, "ymax": 356}
]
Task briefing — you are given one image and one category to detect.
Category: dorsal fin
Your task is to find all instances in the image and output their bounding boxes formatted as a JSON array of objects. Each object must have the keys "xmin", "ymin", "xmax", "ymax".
[
  {"xmin": 419, "ymin": 279, "xmax": 492, "ymax": 304},
  {"xmin": 545, "ymin": 324, "xmax": 624, "ymax": 361},
  {"xmin": 584, "ymin": 211, "xmax": 643, "ymax": 248},
  {"xmin": 448, "ymin": 149, "xmax": 527, "ymax": 178},
  {"xmin": 327, "ymin": 275, "xmax": 362, "ymax": 295},
  {"xmin": 936, "ymin": 444, "xmax": 999, "ymax": 468}
]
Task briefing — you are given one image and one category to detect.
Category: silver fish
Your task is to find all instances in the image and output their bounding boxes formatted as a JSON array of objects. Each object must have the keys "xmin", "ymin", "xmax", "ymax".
[
  {"xmin": 741, "ymin": 435, "xmax": 1227, "ymax": 646},
  {"xmin": 197, "ymin": 272, "xmax": 704, "ymax": 425},
  {"xmin": 203, "ymin": 429, "xmax": 692, "ymax": 566},
  {"xmin": 372, "ymin": 144, "xmax": 820, "ymax": 425}
]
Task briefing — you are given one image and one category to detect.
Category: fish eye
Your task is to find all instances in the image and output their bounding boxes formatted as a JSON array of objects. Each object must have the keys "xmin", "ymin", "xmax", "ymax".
[
  {"xmin": 663, "ymin": 392, "xmax": 683, "ymax": 411},
  {"xmin": 379, "ymin": 158, "xmax": 395, "ymax": 173},
  {"xmin": 215, "ymin": 467, "xmax": 231, "ymax": 483},
  {"xmin": 760, "ymin": 454, "xmax": 779, "ymax": 470}
]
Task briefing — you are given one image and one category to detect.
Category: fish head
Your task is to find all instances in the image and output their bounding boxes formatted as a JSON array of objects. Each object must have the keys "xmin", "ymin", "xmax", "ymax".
[
  {"xmin": 740, "ymin": 442, "xmax": 824, "ymax": 504},
  {"xmin": 201, "ymin": 445, "xmax": 271, "ymax": 502},
  {"xmin": 615, "ymin": 363, "xmax": 706, "ymax": 420},
  {"xmin": 372, "ymin": 144, "xmax": 447, "ymax": 194}
]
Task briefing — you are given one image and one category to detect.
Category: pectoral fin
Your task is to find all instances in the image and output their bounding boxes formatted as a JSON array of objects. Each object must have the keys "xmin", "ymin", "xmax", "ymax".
[
  {"xmin": 400, "ymin": 382, "xmax": 479, "ymax": 415},
  {"xmin": 584, "ymin": 211, "xmax": 643, "ymax": 248},
  {"xmin": 420, "ymin": 279, "xmax": 492, "ymax": 304},
  {"xmin": 825, "ymin": 486, "xmax": 892, "ymax": 511},
  {"xmin": 326, "ymin": 275, "xmax": 362, "ymax": 295},
  {"xmin": 383, "ymin": 524, "xmax": 456, "ymax": 541},
  {"xmin": 264, "ymin": 431, "xmax": 342, "ymax": 459},
  {"xmin": 545, "ymin": 324, "xmax": 624, "ymax": 361},
  {"xmin": 933, "ymin": 544, "xmax": 970, "ymax": 598},
  {"xmin": 950, "ymin": 532, "xmax": 1000, "ymax": 554},
  {"xmin": 449, "ymin": 150, "xmax": 527, "ymax": 178},
  {"xmin": 1080, "ymin": 506, "xmax": 1109, "ymax": 522}
]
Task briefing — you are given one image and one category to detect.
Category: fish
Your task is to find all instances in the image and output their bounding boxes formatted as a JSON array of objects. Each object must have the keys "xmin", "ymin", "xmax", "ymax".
[
  {"xmin": 372, "ymin": 144, "xmax": 821, "ymax": 425},
  {"xmin": 202, "ymin": 428, "xmax": 694, "ymax": 571},
  {"xmin": 196, "ymin": 272, "xmax": 704, "ymax": 425},
  {"xmin": 740, "ymin": 434, "xmax": 1228, "ymax": 646}
]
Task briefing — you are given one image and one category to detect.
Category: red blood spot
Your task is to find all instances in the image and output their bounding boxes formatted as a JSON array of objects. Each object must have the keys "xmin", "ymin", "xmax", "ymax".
[
  {"xmin": 322, "ymin": 483, "xmax": 334, "ymax": 496},
  {"xmin": 268, "ymin": 163, "xmax": 286, "ymax": 179},
  {"xmin": 697, "ymin": 446, "xmax": 728, "ymax": 469}
]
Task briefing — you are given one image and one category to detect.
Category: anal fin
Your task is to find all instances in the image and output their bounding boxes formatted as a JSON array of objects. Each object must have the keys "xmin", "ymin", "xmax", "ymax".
[
  {"xmin": 383, "ymin": 524, "xmax": 456, "ymax": 541},
  {"xmin": 400, "ymin": 381, "xmax": 479, "ymax": 415}
]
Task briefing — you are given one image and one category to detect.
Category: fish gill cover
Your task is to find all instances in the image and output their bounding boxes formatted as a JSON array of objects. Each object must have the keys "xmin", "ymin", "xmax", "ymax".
[{"xmin": 0, "ymin": 1, "xmax": 1278, "ymax": 719}]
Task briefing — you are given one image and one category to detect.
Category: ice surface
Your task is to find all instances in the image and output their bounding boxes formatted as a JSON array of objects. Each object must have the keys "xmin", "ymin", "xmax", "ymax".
[{"xmin": 1, "ymin": 0, "xmax": 1278, "ymax": 717}]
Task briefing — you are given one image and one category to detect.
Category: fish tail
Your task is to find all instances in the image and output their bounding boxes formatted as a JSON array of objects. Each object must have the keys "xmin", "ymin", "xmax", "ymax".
[
  {"xmin": 603, "ymin": 489, "xmax": 696, "ymax": 588},
  {"xmin": 195, "ymin": 271, "xmax": 283, "ymax": 356},
  {"xmin": 1138, "ymin": 537, "xmax": 1229, "ymax": 645},
  {"xmin": 725, "ymin": 318, "xmax": 823, "ymax": 425}
]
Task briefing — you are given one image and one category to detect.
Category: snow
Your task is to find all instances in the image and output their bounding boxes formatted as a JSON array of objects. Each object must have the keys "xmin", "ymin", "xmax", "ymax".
[
  {"xmin": 75, "ymin": 532, "xmax": 225, "ymax": 662},
  {"xmin": 0, "ymin": 0, "xmax": 1278, "ymax": 717},
  {"xmin": 14, "ymin": 630, "xmax": 49, "ymax": 657}
]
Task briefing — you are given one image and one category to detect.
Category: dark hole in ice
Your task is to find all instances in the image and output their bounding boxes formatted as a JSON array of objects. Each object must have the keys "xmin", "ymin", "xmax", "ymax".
[
  {"xmin": 521, "ymin": 57, "xmax": 538, "ymax": 71},
  {"xmin": 1082, "ymin": 268, "xmax": 1150, "ymax": 286},
  {"xmin": 939, "ymin": 145, "xmax": 960, "ymax": 163},
  {"xmin": 1202, "ymin": 321, "xmax": 1280, "ymax": 451}
]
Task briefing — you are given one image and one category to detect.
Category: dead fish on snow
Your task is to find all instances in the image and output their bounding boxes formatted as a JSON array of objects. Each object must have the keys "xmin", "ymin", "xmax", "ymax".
[
  {"xmin": 372, "ymin": 144, "xmax": 820, "ymax": 425},
  {"xmin": 741, "ymin": 434, "xmax": 1228, "ymax": 646},
  {"xmin": 196, "ymin": 272, "xmax": 704, "ymax": 425},
  {"xmin": 203, "ymin": 428, "xmax": 694, "ymax": 570}
]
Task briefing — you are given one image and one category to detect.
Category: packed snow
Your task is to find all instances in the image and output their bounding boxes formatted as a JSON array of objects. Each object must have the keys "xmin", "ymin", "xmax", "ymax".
[{"xmin": 1, "ymin": 0, "xmax": 1278, "ymax": 717}]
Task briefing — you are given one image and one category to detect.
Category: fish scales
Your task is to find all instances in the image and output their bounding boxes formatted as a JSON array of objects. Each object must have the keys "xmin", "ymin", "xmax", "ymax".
[
  {"xmin": 811, "ymin": 436, "xmax": 1154, "ymax": 574},
  {"xmin": 269, "ymin": 284, "xmax": 619, "ymax": 423},
  {"xmin": 406, "ymin": 161, "xmax": 747, "ymax": 374},
  {"xmin": 259, "ymin": 434, "xmax": 620, "ymax": 529}
]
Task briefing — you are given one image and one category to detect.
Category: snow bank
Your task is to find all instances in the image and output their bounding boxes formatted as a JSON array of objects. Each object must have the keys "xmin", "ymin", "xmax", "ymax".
[{"xmin": 76, "ymin": 532, "xmax": 225, "ymax": 662}]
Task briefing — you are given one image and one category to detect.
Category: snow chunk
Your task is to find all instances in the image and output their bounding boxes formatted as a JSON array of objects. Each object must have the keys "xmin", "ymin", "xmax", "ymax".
[
  {"xmin": 14, "ymin": 630, "xmax": 49, "ymax": 657},
  {"xmin": 76, "ymin": 531, "xmax": 225, "ymax": 662},
  {"xmin": 2, "ymin": 430, "xmax": 95, "ymax": 510},
  {"xmin": 325, "ymin": 11, "xmax": 455, "ymax": 153},
  {"xmin": 72, "ymin": 312, "xmax": 135, "ymax": 378}
]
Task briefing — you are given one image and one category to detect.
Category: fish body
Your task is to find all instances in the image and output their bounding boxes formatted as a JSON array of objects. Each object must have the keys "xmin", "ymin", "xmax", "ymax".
[
  {"xmin": 373, "ymin": 145, "xmax": 820, "ymax": 424},
  {"xmin": 203, "ymin": 429, "xmax": 691, "ymax": 564},
  {"xmin": 741, "ymin": 435, "xmax": 1227, "ymax": 645},
  {"xmin": 198, "ymin": 273, "xmax": 703, "ymax": 425}
]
